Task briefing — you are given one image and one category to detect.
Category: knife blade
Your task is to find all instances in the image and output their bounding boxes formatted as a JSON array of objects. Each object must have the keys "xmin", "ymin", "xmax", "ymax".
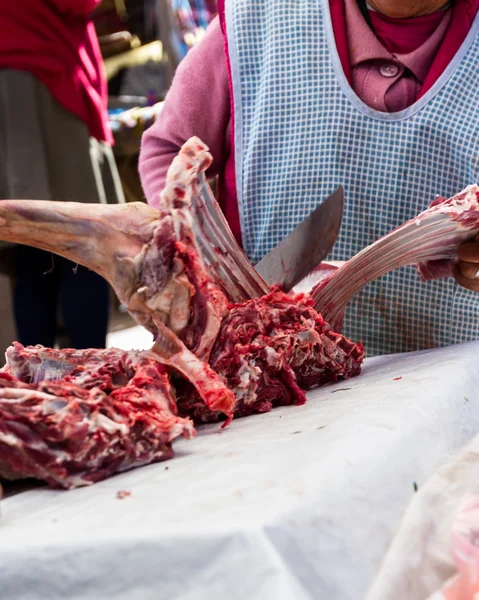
[{"xmin": 255, "ymin": 185, "xmax": 344, "ymax": 291}]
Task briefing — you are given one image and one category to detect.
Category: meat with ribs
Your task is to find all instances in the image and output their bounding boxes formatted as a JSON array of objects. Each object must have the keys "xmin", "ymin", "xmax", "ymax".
[
  {"xmin": 0, "ymin": 138, "xmax": 238, "ymax": 422},
  {"xmin": 0, "ymin": 137, "xmax": 365, "ymax": 424},
  {"xmin": 0, "ymin": 138, "xmax": 367, "ymax": 488},
  {"xmin": 313, "ymin": 184, "xmax": 479, "ymax": 331},
  {"xmin": 0, "ymin": 344, "xmax": 194, "ymax": 489},
  {"xmin": 1, "ymin": 140, "xmax": 479, "ymax": 489}
]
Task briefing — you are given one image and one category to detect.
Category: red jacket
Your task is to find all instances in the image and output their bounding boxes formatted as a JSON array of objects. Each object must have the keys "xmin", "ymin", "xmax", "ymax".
[{"xmin": 0, "ymin": 0, "xmax": 112, "ymax": 144}]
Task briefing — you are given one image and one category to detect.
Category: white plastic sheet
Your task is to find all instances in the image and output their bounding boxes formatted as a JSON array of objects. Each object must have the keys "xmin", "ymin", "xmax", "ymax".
[
  {"xmin": 2, "ymin": 342, "xmax": 479, "ymax": 600},
  {"xmin": 366, "ymin": 420, "xmax": 479, "ymax": 600}
]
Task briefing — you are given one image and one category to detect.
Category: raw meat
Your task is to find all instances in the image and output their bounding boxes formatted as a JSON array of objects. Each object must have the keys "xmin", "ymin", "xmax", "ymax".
[
  {"xmin": 0, "ymin": 139, "xmax": 367, "ymax": 487},
  {"xmin": 313, "ymin": 185, "xmax": 479, "ymax": 331},
  {"xmin": 178, "ymin": 289, "xmax": 364, "ymax": 423},
  {"xmin": 1, "ymin": 139, "xmax": 478, "ymax": 489},
  {"xmin": 0, "ymin": 343, "xmax": 194, "ymax": 489},
  {"xmin": 0, "ymin": 137, "xmax": 364, "ymax": 408}
]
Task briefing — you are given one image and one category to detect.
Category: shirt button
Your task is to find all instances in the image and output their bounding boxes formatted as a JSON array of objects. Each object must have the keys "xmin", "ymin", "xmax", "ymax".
[{"xmin": 379, "ymin": 63, "xmax": 399, "ymax": 78}]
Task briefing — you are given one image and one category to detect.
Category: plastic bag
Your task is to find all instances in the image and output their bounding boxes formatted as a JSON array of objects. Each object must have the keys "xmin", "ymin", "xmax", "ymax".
[{"xmin": 428, "ymin": 496, "xmax": 479, "ymax": 599}]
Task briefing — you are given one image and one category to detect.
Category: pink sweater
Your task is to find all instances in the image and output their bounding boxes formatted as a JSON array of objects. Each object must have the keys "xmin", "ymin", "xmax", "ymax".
[
  {"xmin": 0, "ymin": 0, "xmax": 112, "ymax": 144},
  {"xmin": 140, "ymin": 0, "xmax": 479, "ymax": 244},
  {"xmin": 140, "ymin": 18, "xmax": 235, "ymax": 231}
]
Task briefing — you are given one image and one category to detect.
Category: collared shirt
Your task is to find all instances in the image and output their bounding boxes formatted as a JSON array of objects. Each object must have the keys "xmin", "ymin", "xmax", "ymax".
[{"xmin": 346, "ymin": 0, "xmax": 452, "ymax": 112}]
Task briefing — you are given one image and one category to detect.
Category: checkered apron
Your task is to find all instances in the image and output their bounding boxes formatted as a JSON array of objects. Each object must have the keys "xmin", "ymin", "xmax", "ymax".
[{"xmin": 221, "ymin": 0, "xmax": 479, "ymax": 355}]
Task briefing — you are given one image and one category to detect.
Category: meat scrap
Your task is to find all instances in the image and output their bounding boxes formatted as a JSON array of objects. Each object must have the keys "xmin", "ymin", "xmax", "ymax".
[
  {"xmin": 116, "ymin": 490, "xmax": 131, "ymax": 499},
  {"xmin": 1, "ymin": 140, "xmax": 479, "ymax": 488}
]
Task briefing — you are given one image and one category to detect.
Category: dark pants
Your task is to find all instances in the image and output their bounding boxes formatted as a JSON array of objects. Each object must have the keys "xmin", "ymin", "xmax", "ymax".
[{"xmin": 13, "ymin": 245, "xmax": 110, "ymax": 349}]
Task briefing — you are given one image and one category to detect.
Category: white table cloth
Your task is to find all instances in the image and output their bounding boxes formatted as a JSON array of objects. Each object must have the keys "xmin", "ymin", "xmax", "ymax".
[{"xmin": 2, "ymin": 341, "xmax": 479, "ymax": 600}]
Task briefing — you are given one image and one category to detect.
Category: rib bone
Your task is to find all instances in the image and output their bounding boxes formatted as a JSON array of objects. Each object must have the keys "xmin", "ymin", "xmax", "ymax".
[{"xmin": 312, "ymin": 185, "xmax": 479, "ymax": 331}]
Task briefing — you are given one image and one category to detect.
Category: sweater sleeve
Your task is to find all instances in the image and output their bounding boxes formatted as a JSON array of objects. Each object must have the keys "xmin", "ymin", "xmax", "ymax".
[{"xmin": 139, "ymin": 16, "xmax": 231, "ymax": 208}]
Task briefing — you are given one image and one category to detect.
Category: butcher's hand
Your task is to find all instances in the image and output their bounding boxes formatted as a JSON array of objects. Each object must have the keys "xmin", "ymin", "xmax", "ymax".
[{"xmin": 455, "ymin": 234, "xmax": 479, "ymax": 291}]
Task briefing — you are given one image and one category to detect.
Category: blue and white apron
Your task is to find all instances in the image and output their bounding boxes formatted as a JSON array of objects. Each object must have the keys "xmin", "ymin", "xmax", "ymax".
[{"xmin": 220, "ymin": 0, "xmax": 479, "ymax": 356}]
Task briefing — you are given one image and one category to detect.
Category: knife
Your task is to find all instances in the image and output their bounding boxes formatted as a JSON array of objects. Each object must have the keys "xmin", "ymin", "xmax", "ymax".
[{"xmin": 255, "ymin": 185, "xmax": 344, "ymax": 291}]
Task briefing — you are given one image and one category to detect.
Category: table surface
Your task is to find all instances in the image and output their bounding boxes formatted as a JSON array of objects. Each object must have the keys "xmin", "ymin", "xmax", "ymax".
[{"xmin": 2, "ymin": 341, "xmax": 479, "ymax": 600}]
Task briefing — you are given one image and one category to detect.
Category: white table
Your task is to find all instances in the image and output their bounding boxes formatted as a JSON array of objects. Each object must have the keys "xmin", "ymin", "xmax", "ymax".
[{"xmin": 2, "ymin": 342, "xmax": 479, "ymax": 600}]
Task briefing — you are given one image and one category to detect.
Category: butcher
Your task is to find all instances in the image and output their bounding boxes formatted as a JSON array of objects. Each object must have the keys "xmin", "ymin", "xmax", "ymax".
[{"xmin": 139, "ymin": 0, "xmax": 479, "ymax": 356}]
